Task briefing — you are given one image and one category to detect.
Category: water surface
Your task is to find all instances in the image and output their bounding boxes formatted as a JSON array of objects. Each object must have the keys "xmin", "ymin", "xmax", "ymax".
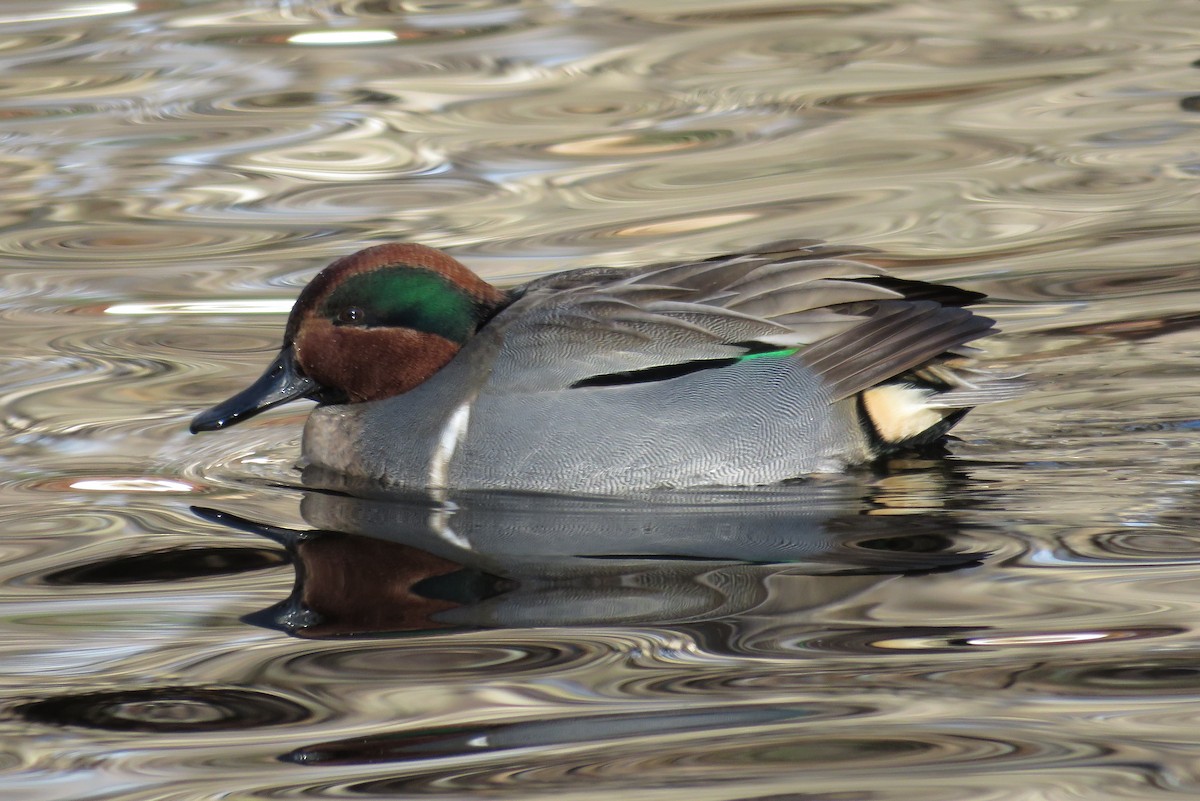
[{"xmin": 3, "ymin": 1, "xmax": 1200, "ymax": 799}]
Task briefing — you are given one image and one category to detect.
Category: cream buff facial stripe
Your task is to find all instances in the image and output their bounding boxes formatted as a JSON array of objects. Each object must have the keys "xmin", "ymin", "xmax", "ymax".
[{"xmin": 428, "ymin": 401, "xmax": 472, "ymax": 488}]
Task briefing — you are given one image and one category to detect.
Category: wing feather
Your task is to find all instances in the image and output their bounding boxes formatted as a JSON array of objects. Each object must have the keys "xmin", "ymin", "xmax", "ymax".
[
  {"xmin": 482, "ymin": 247, "xmax": 1003, "ymax": 401},
  {"xmin": 799, "ymin": 302, "xmax": 996, "ymax": 401}
]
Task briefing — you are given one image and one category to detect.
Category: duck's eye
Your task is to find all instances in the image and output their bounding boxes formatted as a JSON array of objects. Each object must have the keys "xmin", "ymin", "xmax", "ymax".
[{"xmin": 336, "ymin": 306, "xmax": 365, "ymax": 325}]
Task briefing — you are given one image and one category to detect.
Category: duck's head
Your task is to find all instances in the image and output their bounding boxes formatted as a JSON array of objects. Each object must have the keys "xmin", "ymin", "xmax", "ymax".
[{"xmin": 190, "ymin": 243, "xmax": 509, "ymax": 433}]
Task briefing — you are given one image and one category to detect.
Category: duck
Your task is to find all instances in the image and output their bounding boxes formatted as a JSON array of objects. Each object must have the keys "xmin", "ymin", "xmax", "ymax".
[{"xmin": 190, "ymin": 241, "xmax": 1017, "ymax": 493}]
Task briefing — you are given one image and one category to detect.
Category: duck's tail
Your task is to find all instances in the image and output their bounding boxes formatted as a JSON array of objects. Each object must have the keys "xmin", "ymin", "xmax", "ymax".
[{"xmin": 858, "ymin": 358, "xmax": 1025, "ymax": 452}]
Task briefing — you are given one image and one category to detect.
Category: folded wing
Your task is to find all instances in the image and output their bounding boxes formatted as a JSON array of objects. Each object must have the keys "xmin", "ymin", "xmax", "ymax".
[{"xmin": 485, "ymin": 246, "xmax": 1005, "ymax": 411}]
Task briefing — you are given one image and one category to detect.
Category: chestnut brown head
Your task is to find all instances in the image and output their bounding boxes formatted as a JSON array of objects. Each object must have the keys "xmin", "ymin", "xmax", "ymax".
[{"xmin": 191, "ymin": 243, "xmax": 508, "ymax": 433}]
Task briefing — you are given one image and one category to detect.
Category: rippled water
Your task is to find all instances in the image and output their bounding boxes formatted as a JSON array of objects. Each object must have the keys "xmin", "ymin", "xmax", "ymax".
[{"xmin": 3, "ymin": 0, "xmax": 1200, "ymax": 798}]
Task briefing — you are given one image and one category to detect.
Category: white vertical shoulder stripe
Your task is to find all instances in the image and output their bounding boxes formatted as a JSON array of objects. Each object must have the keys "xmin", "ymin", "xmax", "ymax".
[{"xmin": 428, "ymin": 402, "xmax": 472, "ymax": 488}]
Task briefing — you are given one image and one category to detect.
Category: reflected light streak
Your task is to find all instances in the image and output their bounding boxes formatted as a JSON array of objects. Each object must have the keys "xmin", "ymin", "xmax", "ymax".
[
  {"xmin": 105, "ymin": 300, "xmax": 292, "ymax": 315},
  {"xmin": 70, "ymin": 478, "xmax": 197, "ymax": 493},
  {"xmin": 966, "ymin": 632, "xmax": 1111, "ymax": 646},
  {"xmin": 0, "ymin": 2, "xmax": 136, "ymax": 23},
  {"xmin": 288, "ymin": 30, "xmax": 397, "ymax": 46}
]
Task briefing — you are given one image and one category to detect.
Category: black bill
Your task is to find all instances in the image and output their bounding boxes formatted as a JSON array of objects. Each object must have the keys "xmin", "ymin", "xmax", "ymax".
[{"xmin": 190, "ymin": 346, "xmax": 320, "ymax": 433}]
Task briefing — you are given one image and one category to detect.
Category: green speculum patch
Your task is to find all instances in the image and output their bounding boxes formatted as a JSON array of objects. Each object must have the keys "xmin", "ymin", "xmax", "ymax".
[
  {"xmin": 737, "ymin": 347, "xmax": 800, "ymax": 362},
  {"xmin": 321, "ymin": 266, "xmax": 479, "ymax": 343}
]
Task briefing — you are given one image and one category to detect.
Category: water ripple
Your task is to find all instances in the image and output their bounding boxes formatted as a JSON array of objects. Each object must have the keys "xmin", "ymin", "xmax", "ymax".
[
  {"xmin": 18, "ymin": 686, "xmax": 313, "ymax": 733},
  {"xmin": 0, "ymin": 223, "xmax": 310, "ymax": 264},
  {"xmin": 273, "ymin": 640, "xmax": 597, "ymax": 684},
  {"xmin": 339, "ymin": 730, "xmax": 1110, "ymax": 795}
]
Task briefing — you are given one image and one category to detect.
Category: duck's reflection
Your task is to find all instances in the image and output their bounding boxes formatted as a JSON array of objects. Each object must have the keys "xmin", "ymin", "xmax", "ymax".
[{"xmin": 202, "ymin": 463, "xmax": 990, "ymax": 638}]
